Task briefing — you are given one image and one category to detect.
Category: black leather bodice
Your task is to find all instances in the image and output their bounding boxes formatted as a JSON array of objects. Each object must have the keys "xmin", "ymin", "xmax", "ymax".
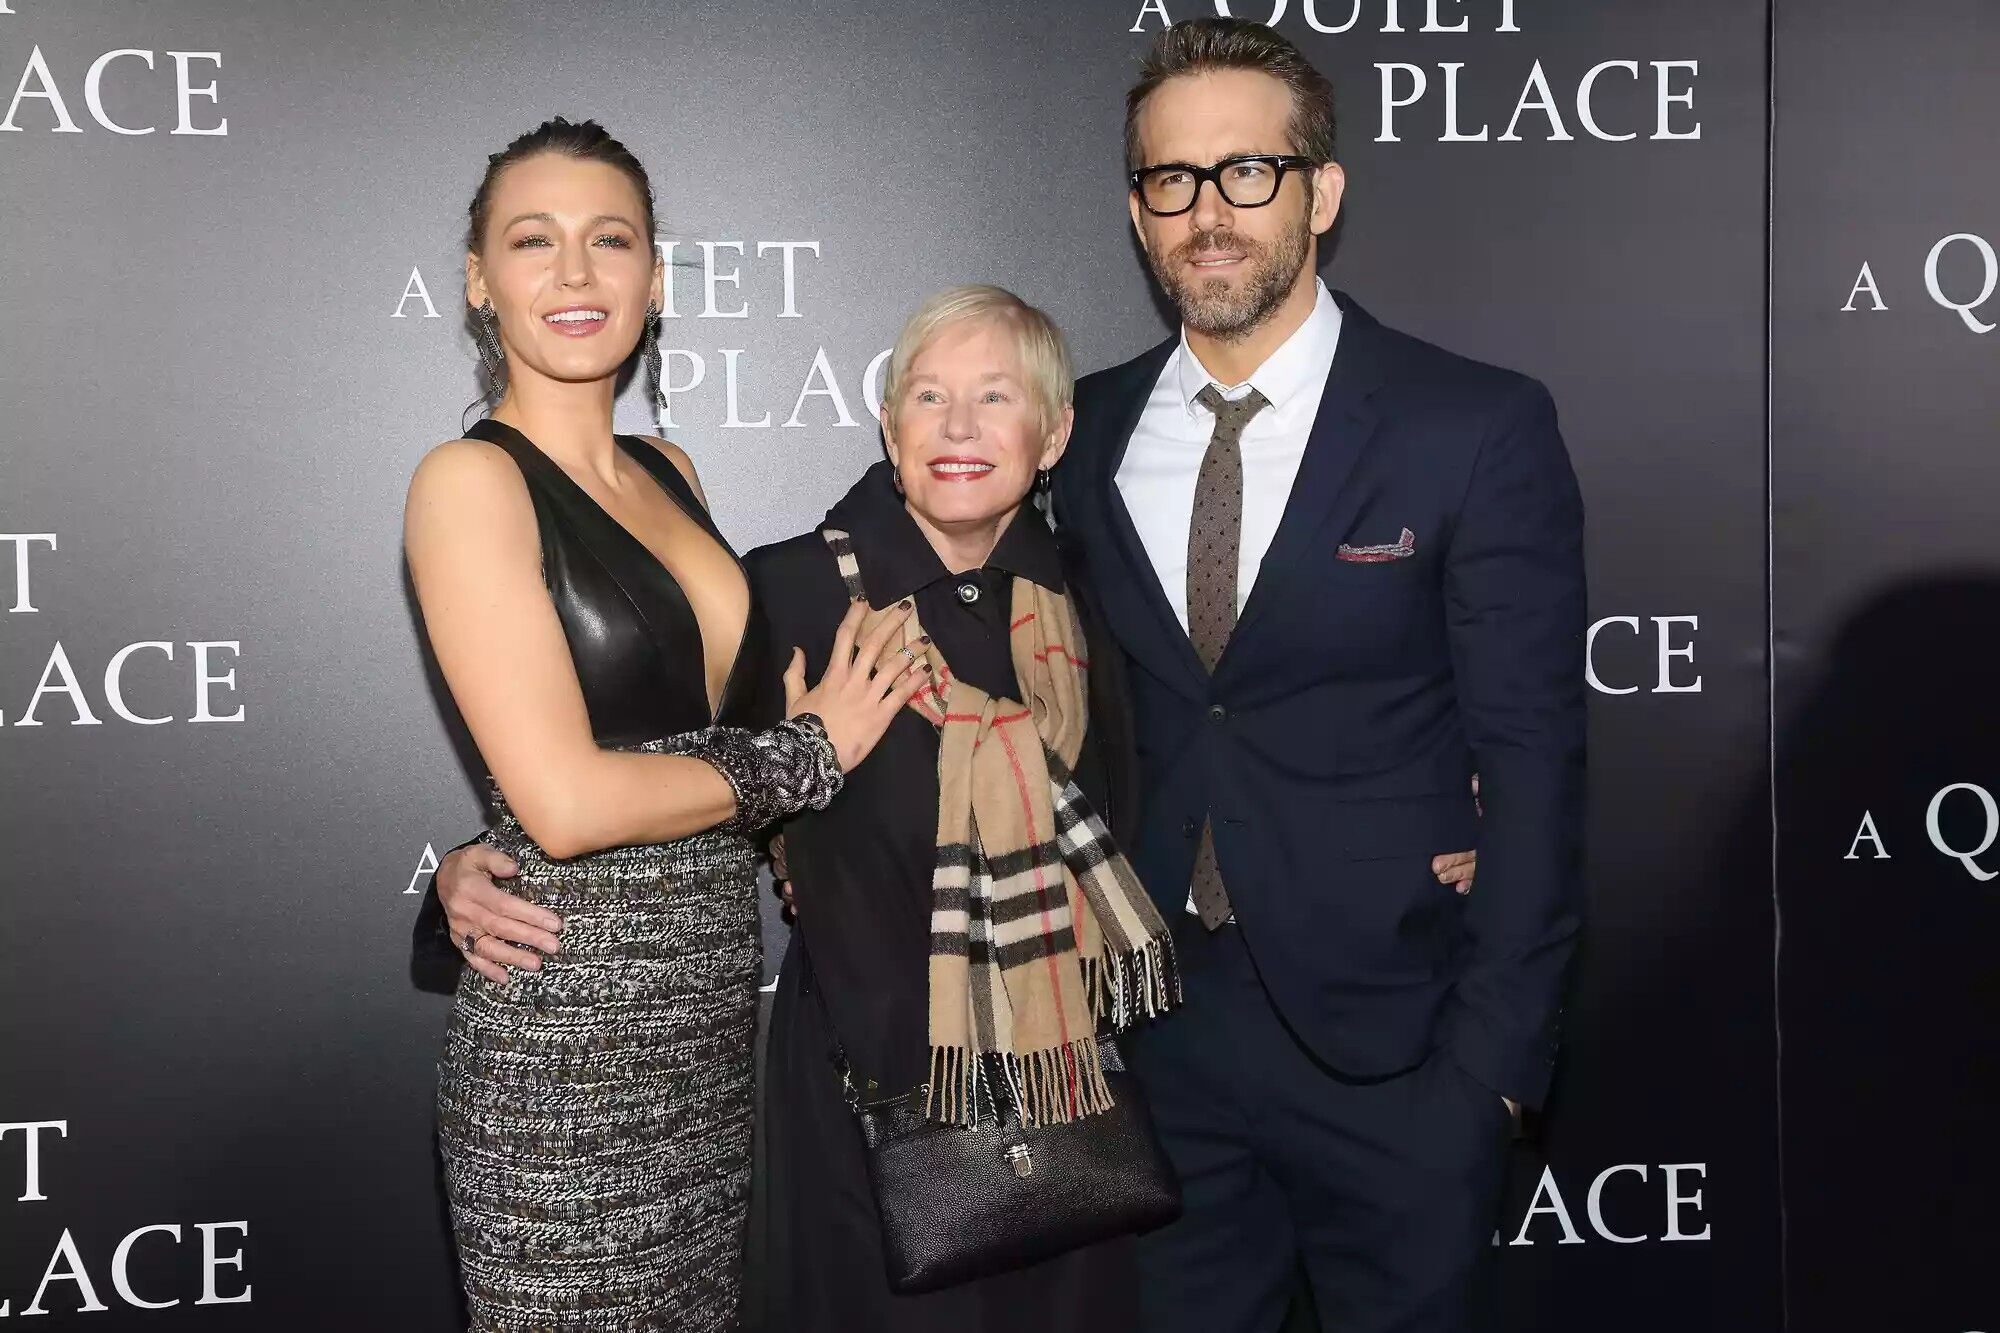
[{"xmin": 467, "ymin": 418, "xmax": 767, "ymax": 746}]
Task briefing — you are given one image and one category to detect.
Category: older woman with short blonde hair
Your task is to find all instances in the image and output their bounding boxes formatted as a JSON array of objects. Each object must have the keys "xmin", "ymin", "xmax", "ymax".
[
  {"xmin": 882, "ymin": 283, "xmax": 1075, "ymax": 433},
  {"xmin": 749, "ymin": 285, "xmax": 1164, "ymax": 1332}
]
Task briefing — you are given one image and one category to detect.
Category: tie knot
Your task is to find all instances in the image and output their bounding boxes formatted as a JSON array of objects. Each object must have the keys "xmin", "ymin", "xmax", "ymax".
[{"xmin": 1195, "ymin": 384, "xmax": 1270, "ymax": 433}]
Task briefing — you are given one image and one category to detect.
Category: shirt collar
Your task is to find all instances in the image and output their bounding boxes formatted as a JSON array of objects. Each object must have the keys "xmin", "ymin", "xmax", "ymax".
[
  {"xmin": 1175, "ymin": 277, "xmax": 1344, "ymax": 419},
  {"xmin": 822, "ymin": 461, "xmax": 1066, "ymax": 605}
]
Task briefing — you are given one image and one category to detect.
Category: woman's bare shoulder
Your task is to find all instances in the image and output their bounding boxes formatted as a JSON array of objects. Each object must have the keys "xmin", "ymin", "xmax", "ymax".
[
  {"xmin": 405, "ymin": 437, "xmax": 537, "ymax": 549},
  {"xmin": 408, "ymin": 436, "xmax": 527, "ymax": 502}
]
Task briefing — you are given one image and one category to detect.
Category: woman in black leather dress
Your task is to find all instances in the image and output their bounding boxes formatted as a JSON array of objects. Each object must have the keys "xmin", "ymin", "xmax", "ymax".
[{"xmin": 405, "ymin": 118, "xmax": 920, "ymax": 1331}]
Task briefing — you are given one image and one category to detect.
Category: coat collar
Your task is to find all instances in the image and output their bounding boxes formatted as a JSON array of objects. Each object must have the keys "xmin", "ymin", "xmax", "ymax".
[{"xmin": 824, "ymin": 461, "xmax": 1065, "ymax": 606}]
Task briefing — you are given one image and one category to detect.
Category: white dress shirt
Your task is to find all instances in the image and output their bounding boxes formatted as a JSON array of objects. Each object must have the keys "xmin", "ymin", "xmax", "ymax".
[
  {"xmin": 1115, "ymin": 279, "xmax": 1344, "ymax": 631},
  {"xmin": 1114, "ymin": 280, "xmax": 1343, "ymax": 915}
]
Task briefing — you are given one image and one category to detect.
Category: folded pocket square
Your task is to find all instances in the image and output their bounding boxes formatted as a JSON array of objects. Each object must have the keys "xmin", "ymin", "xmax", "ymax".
[{"xmin": 1336, "ymin": 528, "xmax": 1417, "ymax": 563}]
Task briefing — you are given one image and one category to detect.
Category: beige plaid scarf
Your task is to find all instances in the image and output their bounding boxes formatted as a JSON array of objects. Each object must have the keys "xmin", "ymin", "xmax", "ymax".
[{"xmin": 822, "ymin": 528, "xmax": 1181, "ymax": 1126}]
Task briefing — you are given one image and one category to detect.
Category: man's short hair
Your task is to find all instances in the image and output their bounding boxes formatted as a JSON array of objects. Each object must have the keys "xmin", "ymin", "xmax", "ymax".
[
  {"xmin": 882, "ymin": 285, "xmax": 1073, "ymax": 437},
  {"xmin": 1124, "ymin": 18, "xmax": 1338, "ymax": 172}
]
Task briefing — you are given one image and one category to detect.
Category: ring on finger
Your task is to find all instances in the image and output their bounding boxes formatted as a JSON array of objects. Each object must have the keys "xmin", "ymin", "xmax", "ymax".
[{"xmin": 462, "ymin": 928, "xmax": 484, "ymax": 952}]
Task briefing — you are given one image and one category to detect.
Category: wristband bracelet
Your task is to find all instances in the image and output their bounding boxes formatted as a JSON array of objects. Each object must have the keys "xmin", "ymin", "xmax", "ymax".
[{"xmin": 695, "ymin": 714, "xmax": 845, "ymax": 834}]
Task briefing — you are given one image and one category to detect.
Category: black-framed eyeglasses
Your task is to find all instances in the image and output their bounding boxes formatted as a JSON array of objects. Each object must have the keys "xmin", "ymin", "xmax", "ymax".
[{"xmin": 1129, "ymin": 154, "xmax": 1321, "ymax": 217}]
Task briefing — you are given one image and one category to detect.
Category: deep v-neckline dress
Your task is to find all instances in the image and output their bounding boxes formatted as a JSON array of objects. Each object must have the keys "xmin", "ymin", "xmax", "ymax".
[{"xmin": 434, "ymin": 419, "xmax": 773, "ymax": 1333}]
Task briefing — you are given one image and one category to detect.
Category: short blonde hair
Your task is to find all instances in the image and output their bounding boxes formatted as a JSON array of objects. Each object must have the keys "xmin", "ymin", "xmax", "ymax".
[{"xmin": 882, "ymin": 285, "xmax": 1074, "ymax": 436}]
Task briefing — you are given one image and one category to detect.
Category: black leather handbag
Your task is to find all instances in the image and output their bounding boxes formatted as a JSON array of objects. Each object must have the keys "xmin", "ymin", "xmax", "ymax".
[{"xmin": 801, "ymin": 943, "xmax": 1182, "ymax": 1294}]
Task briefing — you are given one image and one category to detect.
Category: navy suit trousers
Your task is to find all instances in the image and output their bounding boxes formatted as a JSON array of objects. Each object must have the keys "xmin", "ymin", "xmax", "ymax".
[{"xmin": 1125, "ymin": 920, "xmax": 1513, "ymax": 1333}]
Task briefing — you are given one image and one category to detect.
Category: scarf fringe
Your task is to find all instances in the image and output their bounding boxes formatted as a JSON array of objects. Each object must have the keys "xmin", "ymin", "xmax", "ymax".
[
  {"xmin": 925, "ymin": 1036, "xmax": 1114, "ymax": 1128},
  {"xmin": 929, "ymin": 937, "xmax": 1182, "ymax": 1127},
  {"xmin": 1080, "ymin": 934, "xmax": 1185, "ymax": 1032}
]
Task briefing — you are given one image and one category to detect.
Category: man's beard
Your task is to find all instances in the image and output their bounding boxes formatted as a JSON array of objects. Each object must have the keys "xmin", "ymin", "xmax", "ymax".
[{"xmin": 1147, "ymin": 210, "xmax": 1312, "ymax": 343}]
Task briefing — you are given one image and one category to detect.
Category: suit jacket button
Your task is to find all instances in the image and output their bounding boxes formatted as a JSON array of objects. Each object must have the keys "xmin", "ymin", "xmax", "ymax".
[{"xmin": 1207, "ymin": 705, "xmax": 1227, "ymax": 723}]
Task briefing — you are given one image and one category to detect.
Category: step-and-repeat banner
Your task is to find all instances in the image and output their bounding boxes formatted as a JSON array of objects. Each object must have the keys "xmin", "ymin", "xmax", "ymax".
[
  {"xmin": 1771, "ymin": 3, "xmax": 1998, "ymax": 1332},
  {"xmin": 0, "ymin": 1, "xmax": 1986, "ymax": 1329}
]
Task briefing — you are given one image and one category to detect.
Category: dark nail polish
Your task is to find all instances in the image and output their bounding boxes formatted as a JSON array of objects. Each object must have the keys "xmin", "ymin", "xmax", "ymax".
[{"xmin": 900, "ymin": 598, "xmax": 912, "ymax": 610}]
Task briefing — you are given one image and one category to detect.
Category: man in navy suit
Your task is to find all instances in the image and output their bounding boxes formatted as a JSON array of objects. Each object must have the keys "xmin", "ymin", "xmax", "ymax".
[{"xmin": 1055, "ymin": 19, "xmax": 1586, "ymax": 1332}]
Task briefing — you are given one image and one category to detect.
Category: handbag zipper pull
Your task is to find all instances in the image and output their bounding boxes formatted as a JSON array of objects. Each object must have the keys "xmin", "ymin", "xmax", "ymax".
[{"xmin": 1004, "ymin": 1143, "xmax": 1034, "ymax": 1179}]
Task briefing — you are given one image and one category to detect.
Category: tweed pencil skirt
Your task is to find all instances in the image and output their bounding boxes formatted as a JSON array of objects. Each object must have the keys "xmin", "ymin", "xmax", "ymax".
[{"xmin": 436, "ymin": 801, "xmax": 761, "ymax": 1332}]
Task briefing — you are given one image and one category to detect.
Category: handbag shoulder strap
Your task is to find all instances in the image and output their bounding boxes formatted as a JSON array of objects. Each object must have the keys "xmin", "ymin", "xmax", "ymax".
[
  {"xmin": 795, "ymin": 927, "xmax": 1021, "ymax": 1114},
  {"xmin": 792, "ymin": 929, "xmax": 868, "ymax": 1109}
]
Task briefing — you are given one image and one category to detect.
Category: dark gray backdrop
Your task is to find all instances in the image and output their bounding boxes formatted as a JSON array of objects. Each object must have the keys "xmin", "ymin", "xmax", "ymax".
[
  {"xmin": 2, "ymin": 1, "xmax": 1980, "ymax": 1329},
  {"xmin": 1772, "ymin": 3, "xmax": 2000, "ymax": 1331}
]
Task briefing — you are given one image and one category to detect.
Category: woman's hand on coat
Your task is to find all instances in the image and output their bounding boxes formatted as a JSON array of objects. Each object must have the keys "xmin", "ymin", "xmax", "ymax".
[{"xmin": 785, "ymin": 598, "xmax": 927, "ymax": 772}]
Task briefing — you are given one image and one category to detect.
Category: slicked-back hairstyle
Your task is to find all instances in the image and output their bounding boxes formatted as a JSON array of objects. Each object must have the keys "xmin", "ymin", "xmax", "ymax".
[
  {"xmin": 466, "ymin": 117, "xmax": 657, "ymax": 253},
  {"xmin": 1123, "ymin": 18, "xmax": 1338, "ymax": 172},
  {"xmin": 882, "ymin": 285, "xmax": 1074, "ymax": 437}
]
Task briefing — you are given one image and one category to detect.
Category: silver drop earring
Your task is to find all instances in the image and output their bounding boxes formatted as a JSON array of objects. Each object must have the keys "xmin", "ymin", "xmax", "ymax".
[
  {"xmin": 475, "ymin": 300, "xmax": 507, "ymax": 404},
  {"xmin": 642, "ymin": 302, "xmax": 665, "ymax": 433}
]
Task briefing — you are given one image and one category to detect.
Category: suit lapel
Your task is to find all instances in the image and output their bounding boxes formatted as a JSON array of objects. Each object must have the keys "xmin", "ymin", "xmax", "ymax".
[
  {"xmin": 1226, "ymin": 295, "xmax": 1393, "ymax": 656},
  {"xmin": 1083, "ymin": 338, "xmax": 1210, "ymax": 694}
]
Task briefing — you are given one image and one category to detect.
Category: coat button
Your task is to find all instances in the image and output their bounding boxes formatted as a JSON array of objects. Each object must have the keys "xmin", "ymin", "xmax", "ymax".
[
  {"xmin": 1181, "ymin": 817, "xmax": 1199, "ymax": 838},
  {"xmin": 956, "ymin": 582, "xmax": 980, "ymax": 604},
  {"xmin": 1207, "ymin": 704, "xmax": 1227, "ymax": 723}
]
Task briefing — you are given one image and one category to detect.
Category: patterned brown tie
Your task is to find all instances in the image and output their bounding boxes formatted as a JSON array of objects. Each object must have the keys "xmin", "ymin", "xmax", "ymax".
[{"xmin": 1186, "ymin": 382, "xmax": 1270, "ymax": 929}]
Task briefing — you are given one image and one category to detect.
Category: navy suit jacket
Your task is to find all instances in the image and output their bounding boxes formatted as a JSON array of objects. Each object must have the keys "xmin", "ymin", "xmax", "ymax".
[{"xmin": 1054, "ymin": 293, "xmax": 1586, "ymax": 1107}]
